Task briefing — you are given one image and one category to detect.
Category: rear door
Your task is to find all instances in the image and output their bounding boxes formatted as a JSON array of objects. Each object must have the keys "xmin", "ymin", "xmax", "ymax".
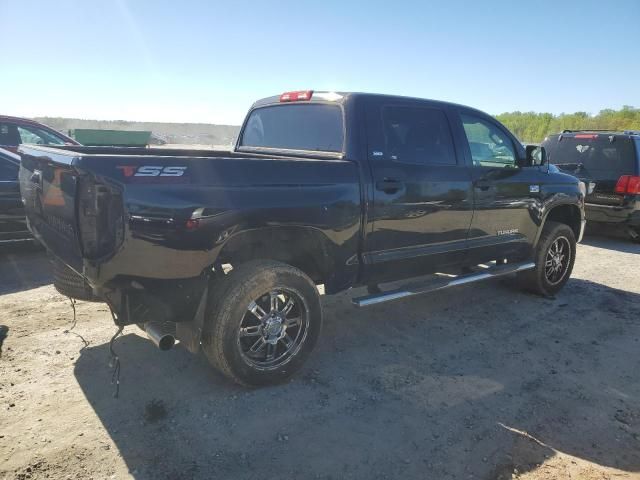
[
  {"xmin": 363, "ymin": 99, "xmax": 474, "ymax": 282},
  {"xmin": 544, "ymin": 133, "xmax": 638, "ymax": 206}
]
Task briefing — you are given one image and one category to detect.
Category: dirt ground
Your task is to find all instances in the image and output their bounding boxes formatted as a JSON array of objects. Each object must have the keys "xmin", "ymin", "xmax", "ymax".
[{"xmin": 1, "ymin": 233, "xmax": 639, "ymax": 480}]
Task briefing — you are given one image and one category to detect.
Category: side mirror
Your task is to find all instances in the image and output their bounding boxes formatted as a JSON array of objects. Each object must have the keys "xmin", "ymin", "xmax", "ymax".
[{"xmin": 525, "ymin": 145, "xmax": 547, "ymax": 167}]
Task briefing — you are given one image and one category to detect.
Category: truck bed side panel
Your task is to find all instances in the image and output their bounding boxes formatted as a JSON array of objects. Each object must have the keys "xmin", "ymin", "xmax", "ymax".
[{"xmin": 19, "ymin": 147, "xmax": 362, "ymax": 292}]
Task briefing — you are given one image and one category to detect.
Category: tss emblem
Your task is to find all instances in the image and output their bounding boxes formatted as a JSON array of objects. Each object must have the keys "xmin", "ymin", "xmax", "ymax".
[{"xmin": 117, "ymin": 165, "xmax": 187, "ymax": 177}]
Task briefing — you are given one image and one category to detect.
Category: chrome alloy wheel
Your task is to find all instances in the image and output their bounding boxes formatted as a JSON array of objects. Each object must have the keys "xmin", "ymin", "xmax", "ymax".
[
  {"xmin": 544, "ymin": 236, "xmax": 571, "ymax": 285},
  {"xmin": 237, "ymin": 288, "xmax": 309, "ymax": 370}
]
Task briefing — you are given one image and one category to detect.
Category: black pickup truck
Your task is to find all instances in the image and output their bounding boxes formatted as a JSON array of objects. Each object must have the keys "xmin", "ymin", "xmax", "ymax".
[{"xmin": 19, "ymin": 91, "xmax": 586, "ymax": 386}]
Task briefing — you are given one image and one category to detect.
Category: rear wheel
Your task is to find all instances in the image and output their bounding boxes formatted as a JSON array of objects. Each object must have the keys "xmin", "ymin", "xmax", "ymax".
[
  {"xmin": 518, "ymin": 221, "xmax": 576, "ymax": 297},
  {"xmin": 202, "ymin": 260, "xmax": 322, "ymax": 386},
  {"xmin": 52, "ymin": 259, "xmax": 101, "ymax": 302}
]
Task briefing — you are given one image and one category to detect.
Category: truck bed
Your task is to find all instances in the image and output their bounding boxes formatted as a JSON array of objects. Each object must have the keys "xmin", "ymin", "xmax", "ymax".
[{"xmin": 18, "ymin": 144, "xmax": 362, "ymax": 293}]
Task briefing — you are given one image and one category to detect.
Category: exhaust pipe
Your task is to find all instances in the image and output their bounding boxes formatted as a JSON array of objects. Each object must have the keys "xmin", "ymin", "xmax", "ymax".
[{"xmin": 144, "ymin": 321, "xmax": 176, "ymax": 351}]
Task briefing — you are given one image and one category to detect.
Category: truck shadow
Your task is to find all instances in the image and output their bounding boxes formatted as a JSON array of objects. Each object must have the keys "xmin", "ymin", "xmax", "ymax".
[
  {"xmin": 581, "ymin": 234, "xmax": 639, "ymax": 254},
  {"xmin": 582, "ymin": 224, "xmax": 639, "ymax": 254},
  {"xmin": 73, "ymin": 277, "xmax": 640, "ymax": 479},
  {"xmin": 0, "ymin": 245, "xmax": 51, "ymax": 295}
]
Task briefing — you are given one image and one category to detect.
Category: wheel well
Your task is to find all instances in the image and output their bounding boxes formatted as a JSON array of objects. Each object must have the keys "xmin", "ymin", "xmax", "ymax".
[
  {"xmin": 545, "ymin": 204, "xmax": 581, "ymax": 239},
  {"xmin": 216, "ymin": 227, "xmax": 332, "ymax": 284}
]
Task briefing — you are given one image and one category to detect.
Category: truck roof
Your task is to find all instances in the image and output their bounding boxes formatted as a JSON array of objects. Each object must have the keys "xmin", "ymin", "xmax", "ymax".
[
  {"xmin": 553, "ymin": 129, "xmax": 640, "ymax": 138},
  {"xmin": 251, "ymin": 91, "xmax": 485, "ymax": 114}
]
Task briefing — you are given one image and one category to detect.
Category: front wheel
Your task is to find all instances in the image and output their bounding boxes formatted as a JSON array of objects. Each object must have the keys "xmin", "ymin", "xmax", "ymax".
[
  {"xmin": 202, "ymin": 260, "xmax": 322, "ymax": 386},
  {"xmin": 518, "ymin": 221, "xmax": 576, "ymax": 297}
]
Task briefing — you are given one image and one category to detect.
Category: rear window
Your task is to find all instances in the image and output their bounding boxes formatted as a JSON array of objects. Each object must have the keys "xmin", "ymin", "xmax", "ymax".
[
  {"xmin": 240, "ymin": 104, "xmax": 344, "ymax": 153},
  {"xmin": 544, "ymin": 135, "xmax": 637, "ymax": 174}
]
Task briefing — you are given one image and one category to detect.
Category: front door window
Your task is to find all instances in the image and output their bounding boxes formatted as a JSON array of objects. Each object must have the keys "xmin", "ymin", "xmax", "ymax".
[{"xmin": 461, "ymin": 114, "xmax": 516, "ymax": 168}]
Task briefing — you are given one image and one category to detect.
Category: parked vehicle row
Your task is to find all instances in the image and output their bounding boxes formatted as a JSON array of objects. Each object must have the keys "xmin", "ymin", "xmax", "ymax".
[{"xmin": 18, "ymin": 91, "xmax": 586, "ymax": 386}]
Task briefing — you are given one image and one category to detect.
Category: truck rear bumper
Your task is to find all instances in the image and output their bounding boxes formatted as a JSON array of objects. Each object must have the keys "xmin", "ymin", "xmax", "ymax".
[{"xmin": 585, "ymin": 199, "xmax": 640, "ymax": 226}]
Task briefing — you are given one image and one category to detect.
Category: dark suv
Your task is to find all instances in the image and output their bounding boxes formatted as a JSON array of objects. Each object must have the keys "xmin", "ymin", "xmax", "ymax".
[{"xmin": 542, "ymin": 130, "xmax": 640, "ymax": 242}]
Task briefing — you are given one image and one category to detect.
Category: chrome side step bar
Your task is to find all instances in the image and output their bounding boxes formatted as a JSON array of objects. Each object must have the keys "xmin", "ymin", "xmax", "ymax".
[{"xmin": 352, "ymin": 261, "xmax": 535, "ymax": 307}]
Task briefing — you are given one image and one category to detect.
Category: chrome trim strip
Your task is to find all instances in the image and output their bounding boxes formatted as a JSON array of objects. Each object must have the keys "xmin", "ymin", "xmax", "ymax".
[
  {"xmin": 0, "ymin": 237, "xmax": 34, "ymax": 244},
  {"xmin": 584, "ymin": 203, "xmax": 624, "ymax": 209}
]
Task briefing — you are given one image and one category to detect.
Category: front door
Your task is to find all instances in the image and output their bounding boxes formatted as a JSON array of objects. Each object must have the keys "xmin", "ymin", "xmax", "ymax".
[
  {"xmin": 456, "ymin": 110, "xmax": 539, "ymax": 264},
  {"xmin": 363, "ymin": 100, "xmax": 474, "ymax": 283}
]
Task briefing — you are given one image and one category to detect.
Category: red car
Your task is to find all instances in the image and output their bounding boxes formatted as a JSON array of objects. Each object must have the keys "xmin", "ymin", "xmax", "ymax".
[{"xmin": 0, "ymin": 115, "xmax": 79, "ymax": 153}]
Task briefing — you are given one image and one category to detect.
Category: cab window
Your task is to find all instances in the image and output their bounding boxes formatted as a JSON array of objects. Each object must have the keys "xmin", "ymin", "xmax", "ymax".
[
  {"xmin": 240, "ymin": 104, "xmax": 344, "ymax": 153},
  {"xmin": 461, "ymin": 114, "xmax": 516, "ymax": 168}
]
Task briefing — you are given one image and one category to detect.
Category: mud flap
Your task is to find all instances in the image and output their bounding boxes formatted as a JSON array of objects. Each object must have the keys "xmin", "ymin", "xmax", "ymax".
[{"xmin": 175, "ymin": 283, "xmax": 208, "ymax": 354}]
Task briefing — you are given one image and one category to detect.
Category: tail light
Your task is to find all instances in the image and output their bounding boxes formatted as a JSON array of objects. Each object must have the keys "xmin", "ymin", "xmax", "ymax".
[
  {"xmin": 280, "ymin": 90, "xmax": 313, "ymax": 102},
  {"xmin": 615, "ymin": 175, "xmax": 640, "ymax": 195},
  {"xmin": 78, "ymin": 177, "xmax": 124, "ymax": 258}
]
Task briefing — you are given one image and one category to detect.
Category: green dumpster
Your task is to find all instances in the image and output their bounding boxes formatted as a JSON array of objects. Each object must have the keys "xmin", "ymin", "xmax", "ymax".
[{"xmin": 70, "ymin": 129, "xmax": 152, "ymax": 147}]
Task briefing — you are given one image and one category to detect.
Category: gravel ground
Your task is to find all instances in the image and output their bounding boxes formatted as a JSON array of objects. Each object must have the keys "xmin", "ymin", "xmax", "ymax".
[{"xmin": 1, "ymin": 233, "xmax": 639, "ymax": 480}]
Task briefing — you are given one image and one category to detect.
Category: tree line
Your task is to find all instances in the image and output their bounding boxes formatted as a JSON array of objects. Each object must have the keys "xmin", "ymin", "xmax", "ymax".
[{"xmin": 495, "ymin": 106, "xmax": 640, "ymax": 143}]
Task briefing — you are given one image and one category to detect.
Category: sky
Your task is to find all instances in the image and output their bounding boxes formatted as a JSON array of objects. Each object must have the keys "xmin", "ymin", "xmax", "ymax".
[{"xmin": 1, "ymin": 0, "xmax": 639, "ymax": 125}]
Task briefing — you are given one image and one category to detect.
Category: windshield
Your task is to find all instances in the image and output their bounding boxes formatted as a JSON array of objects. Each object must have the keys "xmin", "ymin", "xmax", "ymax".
[{"xmin": 239, "ymin": 104, "xmax": 344, "ymax": 153}]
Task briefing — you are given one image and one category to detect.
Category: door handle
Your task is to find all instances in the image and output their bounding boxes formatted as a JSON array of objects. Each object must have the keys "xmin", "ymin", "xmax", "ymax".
[
  {"xmin": 473, "ymin": 179, "xmax": 491, "ymax": 191},
  {"xmin": 375, "ymin": 178, "xmax": 403, "ymax": 194}
]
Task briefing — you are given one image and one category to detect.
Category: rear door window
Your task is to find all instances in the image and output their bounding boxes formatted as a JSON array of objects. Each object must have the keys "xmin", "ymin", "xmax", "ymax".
[
  {"xmin": 240, "ymin": 104, "xmax": 344, "ymax": 153},
  {"xmin": 0, "ymin": 123, "xmax": 21, "ymax": 147},
  {"xmin": 380, "ymin": 106, "xmax": 456, "ymax": 165}
]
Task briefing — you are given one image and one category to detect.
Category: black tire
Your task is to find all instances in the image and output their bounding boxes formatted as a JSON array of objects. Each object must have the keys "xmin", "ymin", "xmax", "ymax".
[
  {"xmin": 52, "ymin": 259, "xmax": 102, "ymax": 302},
  {"xmin": 202, "ymin": 260, "xmax": 322, "ymax": 386},
  {"xmin": 518, "ymin": 221, "xmax": 576, "ymax": 297}
]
